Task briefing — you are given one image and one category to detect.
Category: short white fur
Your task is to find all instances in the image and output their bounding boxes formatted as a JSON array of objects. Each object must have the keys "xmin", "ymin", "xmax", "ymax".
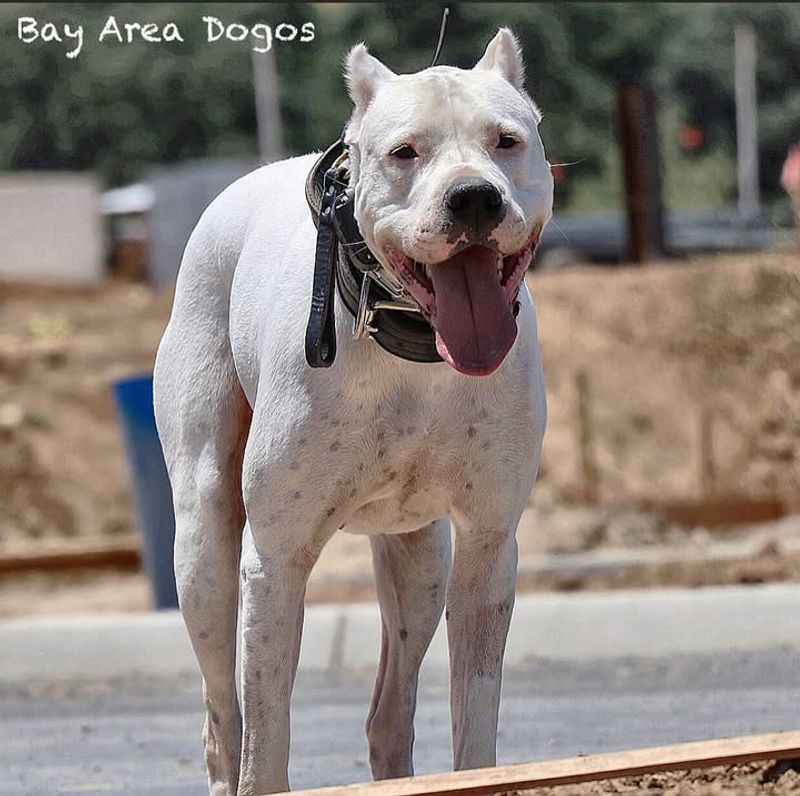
[{"xmin": 154, "ymin": 28, "xmax": 553, "ymax": 795}]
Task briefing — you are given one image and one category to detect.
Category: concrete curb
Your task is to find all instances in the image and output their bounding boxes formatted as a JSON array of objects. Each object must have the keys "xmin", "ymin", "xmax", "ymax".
[{"xmin": 2, "ymin": 584, "xmax": 799, "ymax": 684}]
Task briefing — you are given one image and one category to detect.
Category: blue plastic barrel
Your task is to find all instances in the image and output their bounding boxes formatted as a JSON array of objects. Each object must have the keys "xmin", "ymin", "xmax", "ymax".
[{"xmin": 113, "ymin": 374, "xmax": 178, "ymax": 609}]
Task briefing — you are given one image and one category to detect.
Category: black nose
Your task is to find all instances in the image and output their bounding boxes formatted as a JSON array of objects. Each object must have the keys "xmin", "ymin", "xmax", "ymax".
[{"xmin": 444, "ymin": 178, "xmax": 506, "ymax": 234}]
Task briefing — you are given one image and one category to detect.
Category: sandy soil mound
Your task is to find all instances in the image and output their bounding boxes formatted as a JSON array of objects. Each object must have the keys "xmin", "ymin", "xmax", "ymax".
[
  {"xmin": 0, "ymin": 282, "xmax": 172, "ymax": 548},
  {"xmin": 533, "ymin": 249, "xmax": 800, "ymax": 503},
  {"xmin": 0, "ymin": 250, "xmax": 798, "ymax": 614}
]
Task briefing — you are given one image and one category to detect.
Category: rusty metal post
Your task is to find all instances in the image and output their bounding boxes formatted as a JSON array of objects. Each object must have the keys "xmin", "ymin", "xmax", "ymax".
[{"xmin": 618, "ymin": 84, "xmax": 666, "ymax": 263}]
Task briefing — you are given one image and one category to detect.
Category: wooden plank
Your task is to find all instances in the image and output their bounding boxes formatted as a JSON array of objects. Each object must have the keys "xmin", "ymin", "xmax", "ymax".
[
  {"xmin": 0, "ymin": 537, "xmax": 140, "ymax": 574},
  {"xmin": 285, "ymin": 731, "xmax": 800, "ymax": 796},
  {"xmin": 647, "ymin": 496, "xmax": 788, "ymax": 528},
  {"xmin": 592, "ymin": 495, "xmax": 796, "ymax": 530}
]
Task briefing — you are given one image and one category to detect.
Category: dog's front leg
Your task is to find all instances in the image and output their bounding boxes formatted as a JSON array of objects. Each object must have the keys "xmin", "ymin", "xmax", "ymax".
[
  {"xmin": 366, "ymin": 520, "xmax": 451, "ymax": 779},
  {"xmin": 446, "ymin": 523, "xmax": 518, "ymax": 770},
  {"xmin": 237, "ymin": 523, "xmax": 321, "ymax": 795}
]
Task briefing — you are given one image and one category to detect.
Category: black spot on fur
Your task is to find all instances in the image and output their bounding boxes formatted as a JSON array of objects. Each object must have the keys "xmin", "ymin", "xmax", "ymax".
[{"xmin": 399, "ymin": 628, "xmax": 408, "ymax": 641}]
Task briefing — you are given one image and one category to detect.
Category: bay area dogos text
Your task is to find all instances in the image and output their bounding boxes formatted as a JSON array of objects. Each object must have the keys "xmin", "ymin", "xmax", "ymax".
[{"xmin": 17, "ymin": 15, "xmax": 316, "ymax": 60}]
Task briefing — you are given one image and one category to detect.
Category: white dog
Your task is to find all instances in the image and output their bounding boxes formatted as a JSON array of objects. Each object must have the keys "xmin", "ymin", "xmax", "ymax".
[{"xmin": 154, "ymin": 28, "xmax": 553, "ymax": 795}]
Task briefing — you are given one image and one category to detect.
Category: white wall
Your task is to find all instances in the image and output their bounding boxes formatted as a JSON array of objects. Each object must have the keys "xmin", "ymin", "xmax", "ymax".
[{"xmin": 0, "ymin": 173, "xmax": 104, "ymax": 284}]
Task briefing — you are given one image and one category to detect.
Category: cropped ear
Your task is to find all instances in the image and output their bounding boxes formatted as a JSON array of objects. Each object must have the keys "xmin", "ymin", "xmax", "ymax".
[
  {"xmin": 344, "ymin": 43, "xmax": 396, "ymax": 115},
  {"xmin": 473, "ymin": 27, "xmax": 525, "ymax": 91}
]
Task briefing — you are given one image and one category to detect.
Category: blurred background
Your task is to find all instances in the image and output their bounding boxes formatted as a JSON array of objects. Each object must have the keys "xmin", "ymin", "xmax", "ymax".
[{"xmin": 1, "ymin": 2, "xmax": 799, "ymax": 616}]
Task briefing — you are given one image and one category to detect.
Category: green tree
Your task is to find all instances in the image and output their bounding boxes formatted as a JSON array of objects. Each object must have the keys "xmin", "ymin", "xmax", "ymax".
[{"xmin": 1, "ymin": 2, "xmax": 798, "ymax": 211}]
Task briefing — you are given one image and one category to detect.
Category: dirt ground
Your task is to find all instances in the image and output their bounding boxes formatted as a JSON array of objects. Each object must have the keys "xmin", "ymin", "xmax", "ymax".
[
  {"xmin": 517, "ymin": 759, "xmax": 800, "ymax": 794},
  {"xmin": 1, "ymin": 249, "xmax": 799, "ymax": 615}
]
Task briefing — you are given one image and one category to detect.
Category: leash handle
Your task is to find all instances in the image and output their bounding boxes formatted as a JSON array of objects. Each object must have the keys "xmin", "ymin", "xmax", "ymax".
[{"xmin": 305, "ymin": 170, "xmax": 339, "ymax": 367}]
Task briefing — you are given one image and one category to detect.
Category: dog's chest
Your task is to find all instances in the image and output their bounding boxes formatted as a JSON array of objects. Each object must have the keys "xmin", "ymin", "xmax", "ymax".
[
  {"xmin": 332, "ymin": 385, "xmax": 501, "ymax": 535},
  {"xmin": 343, "ymin": 426, "xmax": 452, "ymax": 534}
]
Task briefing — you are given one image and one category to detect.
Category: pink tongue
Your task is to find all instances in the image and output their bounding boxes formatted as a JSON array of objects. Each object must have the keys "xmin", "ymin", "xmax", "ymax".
[{"xmin": 427, "ymin": 246, "xmax": 517, "ymax": 376}]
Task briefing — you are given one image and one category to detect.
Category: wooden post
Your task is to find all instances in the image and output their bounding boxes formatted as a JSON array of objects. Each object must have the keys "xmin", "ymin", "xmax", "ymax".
[
  {"xmin": 576, "ymin": 369, "xmax": 599, "ymax": 504},
  {"xmin": 698, "ymin": 403, "xmax": 716, "ymax": 499},
  {"xmin": 252, "ymin": 46, "xmax": 283, "ymax": 163},
  {"xmin": 618, "ymin": 84, "xmax": 666, "ymax": 263},
  {"xmin": 734, "ymin": 22, "xmax": 760, "ymax": 220}
]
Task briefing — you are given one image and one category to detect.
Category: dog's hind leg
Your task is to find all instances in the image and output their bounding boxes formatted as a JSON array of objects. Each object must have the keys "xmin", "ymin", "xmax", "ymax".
[
  {"xmin": 366, "ymin": 519, "xmax": 451, "ymax": 779},
  {"xmin": 154, "ymin": 232, "xmax": 251, "ymax": 796}
]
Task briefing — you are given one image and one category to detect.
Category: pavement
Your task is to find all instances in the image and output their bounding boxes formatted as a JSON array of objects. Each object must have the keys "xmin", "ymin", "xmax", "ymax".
[{"xmin": 1, "ymin": 584, "xmax": 800, "ymax": 794}]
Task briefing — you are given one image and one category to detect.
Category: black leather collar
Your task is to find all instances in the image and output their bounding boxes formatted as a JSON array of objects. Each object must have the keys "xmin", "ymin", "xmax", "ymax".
[{"xmin": 304, "ymin": 140, "xmax": 442, "ymax": 368}]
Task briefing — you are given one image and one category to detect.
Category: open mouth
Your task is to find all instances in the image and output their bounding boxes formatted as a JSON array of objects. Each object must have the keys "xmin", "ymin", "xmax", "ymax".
[{"xmin": 387, "ymin": 229, "xmax": 540, "ymax": 376}]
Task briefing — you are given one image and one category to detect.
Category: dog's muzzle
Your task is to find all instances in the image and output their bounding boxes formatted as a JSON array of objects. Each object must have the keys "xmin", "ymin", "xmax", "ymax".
[{"xmin": 303, "ymin": 140, "xmax": 537, "ymax": 375}]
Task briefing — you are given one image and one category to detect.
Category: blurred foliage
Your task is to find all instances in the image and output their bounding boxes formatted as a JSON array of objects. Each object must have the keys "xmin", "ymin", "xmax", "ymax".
[{"xmin": 0, "ymin": 2, "xmax": 798, "ymax": 210}]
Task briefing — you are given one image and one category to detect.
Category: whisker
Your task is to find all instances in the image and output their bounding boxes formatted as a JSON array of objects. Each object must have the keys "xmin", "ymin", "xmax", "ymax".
[
  {"xmin": 324, "ymin": 175, "xmax": 351, "ymax": 191},
  {"xmin": 550, "ymin": 158, "xmax": 586, "ymax": 168},
  {"xmin": 340, "ymin": 241, "xmax": 371, "ymax": 257},
  {"xmin": 549, "ymin": 218, "xmax": 572, "ymax": 245}
]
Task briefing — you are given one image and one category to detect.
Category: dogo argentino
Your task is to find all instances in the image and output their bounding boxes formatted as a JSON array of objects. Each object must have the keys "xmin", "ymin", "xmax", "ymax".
[{"xmin": 153, "ymin": 28, "xmax": 553, "ymax": 795}]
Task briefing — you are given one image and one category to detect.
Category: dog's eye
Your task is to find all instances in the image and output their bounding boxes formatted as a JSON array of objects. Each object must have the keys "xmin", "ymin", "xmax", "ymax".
[
  {"xmin": 497, "ymin": 135, "xmax": 519, "ymax": 150},
  {"xmin": 390, "ymin": 144, "xmax": 418, "ymax": 160}
]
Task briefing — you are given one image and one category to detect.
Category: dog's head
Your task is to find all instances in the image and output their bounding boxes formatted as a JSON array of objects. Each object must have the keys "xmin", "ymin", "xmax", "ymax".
[{"xmin": 343, "ymin": 28, "xmax": 553, "ymax": 376}]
